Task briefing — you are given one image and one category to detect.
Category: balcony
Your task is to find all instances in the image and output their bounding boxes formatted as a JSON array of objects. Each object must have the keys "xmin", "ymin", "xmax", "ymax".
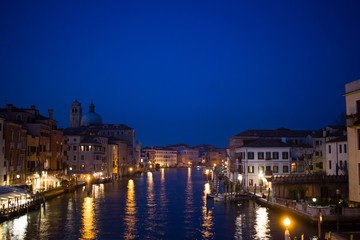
[{"xmin": 346, "ymin": 113, "xmax": 360, "ymax": 128}]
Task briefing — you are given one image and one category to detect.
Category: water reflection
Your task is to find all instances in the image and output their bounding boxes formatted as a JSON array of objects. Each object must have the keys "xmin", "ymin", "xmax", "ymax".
[
  {"xmin": 201, "ymin": 182, "xmax": 214, "ymax": 239},
  {"xmin": 81, "ymin": 197, "xmax": 97, "ymax": 240},
  {"xmin": 184, "ymin": 167, "xmax": 194, "ymax": 237},
  {"xmin": 124, "ymin": 179, "xmax": 138, "ymax": 240},
  {"xmin": 255, "ymin": 207, "xmax": 270, "ymax": 239},
  {"xmin": 146, "ymin": 172, "xmax": 156, "ymax": 231},
  {"xmin": 234, "ymin": 213, "xmax": 243, "ymax": 239}
]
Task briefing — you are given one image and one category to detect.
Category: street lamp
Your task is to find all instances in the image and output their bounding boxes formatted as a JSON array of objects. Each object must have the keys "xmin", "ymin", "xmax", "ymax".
[
  {"xmin": 283, "ymin": 217, "xmax": 291, "ymax": 240},
  {"xmin": 336, "ymin": 189, "xmax": 340, "ymax": 233}
]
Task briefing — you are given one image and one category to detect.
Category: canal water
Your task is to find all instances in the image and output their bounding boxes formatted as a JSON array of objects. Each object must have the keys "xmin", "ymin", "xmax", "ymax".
[{"xmin": 0, "ymin": 168, "xmax": 318, "ymax": 239}]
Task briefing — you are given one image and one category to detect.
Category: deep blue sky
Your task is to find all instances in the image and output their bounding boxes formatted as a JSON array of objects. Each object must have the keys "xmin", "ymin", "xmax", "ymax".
[{"xmin": 1, "ymin": 1, "xmax": 360, "ymax": 148}]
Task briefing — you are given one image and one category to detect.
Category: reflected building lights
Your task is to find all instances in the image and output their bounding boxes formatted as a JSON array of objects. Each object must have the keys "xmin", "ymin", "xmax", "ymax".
[
  {"xmin": 147, "ymin": 171, "xmax": 155, "ymax": 216},
  {"xmin": 234, "ymin": 214, "xmax": 243, "ymax": 239},
  {"xmin": 255, "ymin": 207, "xmax": 269, "ymax": 239},
  {"xmin": 201, "ymin": 182, "xmax": 214, "ymax": 239},
  {"xmin": 81, "ymin": 197, "xmax": 97, "ymax": 240},
  {"xmin": 124, "ymin": 179, "xmax": 137, "ymax": 240}
]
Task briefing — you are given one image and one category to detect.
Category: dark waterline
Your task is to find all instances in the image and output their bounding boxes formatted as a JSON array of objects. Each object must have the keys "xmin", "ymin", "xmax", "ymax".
[{"xmin": 0, "ymin": 168, "xmax": 318, "ymax": 239}]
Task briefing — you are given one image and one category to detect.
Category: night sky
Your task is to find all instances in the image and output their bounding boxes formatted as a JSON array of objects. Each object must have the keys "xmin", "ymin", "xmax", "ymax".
[{"xmin": 1, "ymin": 1, "xmax": 360, "ymax": 148}]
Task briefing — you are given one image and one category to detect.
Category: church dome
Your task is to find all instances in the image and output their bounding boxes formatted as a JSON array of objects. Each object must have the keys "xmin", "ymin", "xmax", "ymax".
[{"xmin": 80, "ymin": 102, "xmax": 103, "ymax": 126}]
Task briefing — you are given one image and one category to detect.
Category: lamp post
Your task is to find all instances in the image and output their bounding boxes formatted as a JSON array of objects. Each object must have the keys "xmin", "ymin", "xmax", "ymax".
[
  {"xmin": 336, "ymin": 188, "xmax": 340, "ymax": 233},
  {"xmin": 284, "ymin": 217, "xmax": 291, "ymax": 240},
  {"xmin": 259, "ymin": 171, "xmax": 264, "ymax": 193}
]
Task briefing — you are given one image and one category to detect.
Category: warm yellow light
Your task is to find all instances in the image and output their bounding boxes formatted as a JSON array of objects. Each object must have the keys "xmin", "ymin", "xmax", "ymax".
[
  {"xmin": 213, "ymin": 163, "xmax": 216, "ymax": 167},
  {"xmin": 129, "ymin": 167, "xmax": 133, "ymax": 172},
  {"xmin": 205, "ymin": 169, "xmax": 209, "ymax": 175},
  {"xmin": 238, "ymin": 175, "xmax": 242, "ymax": 181},
  {"xmin": 87, "ymin": 176, "xmax": 91, "ymax": 181},
  {"xmin": 150, "ymin": 165, "xmax": 153, "ymax": 168},
  {"xmin": 284, "ymin": 218, "xmax": 290, "ymax": 227},
  {"xmin": 188, "ymin": 161, "xmax": 191, "ymax": 165}
]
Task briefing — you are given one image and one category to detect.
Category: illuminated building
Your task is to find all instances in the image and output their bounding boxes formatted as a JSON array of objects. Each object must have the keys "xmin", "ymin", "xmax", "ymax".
[
  {"xmin": 142, "ymin": 147, "xmax": 177, "ymax": 167},
  {"xmin": 344, "ymin": 79, "xmax": 360, "ymax": 203},
  {"xmin": 66, "ymin": 100, "xmax": 141, "ymax": 177},
  {"xmin": 0, "ymin": 117, "xmax": 6, "ymax": 186},
  {"xmin": 0, "ymin": 104, "xmax": 66, "ymax": 189}
]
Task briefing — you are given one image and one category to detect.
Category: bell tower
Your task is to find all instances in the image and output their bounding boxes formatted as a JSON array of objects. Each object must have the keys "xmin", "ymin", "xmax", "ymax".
[{"xmin": 70, "ymin": 100, "xmax": 82, "ymax": 128}]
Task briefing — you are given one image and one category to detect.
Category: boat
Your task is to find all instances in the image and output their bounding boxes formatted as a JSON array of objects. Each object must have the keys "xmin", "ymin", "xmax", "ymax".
[
  {"xmin": 214, "ymin": 195, "xmax": 225, "ymax": 202},
  {"xmin": 206, "ymin": 193, "xmax": 216, "ymax": 199}
]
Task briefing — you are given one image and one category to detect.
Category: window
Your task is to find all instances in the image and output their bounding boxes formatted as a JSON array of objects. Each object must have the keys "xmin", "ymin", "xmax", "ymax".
[
  {"xmin": 340, "ymin": 160, "xmax": 343, "ymax": 170},
  {"xmin": 273, "ymin": 152, "xmax": 279, "ymax": 159},
  {"xmin": 81, "ymin": 155, "xmax": 84, "ymax": 160},
  {"xmin": 282, "ymin": 152, "xmax": 288, "ymax": 159},
  {"xmin": 259, "ymin": 179, "xmax": 263, "ymax": 186},
  {"xmin": 258, "ymin": 152, "xmax": 264, "ymax": 159},
  {"xmin": 73, "ymin": 156, "xmax": 76, "ymax": 161},
  {"xmin": 318, "ymin": 162, "xmax": 323, "ymax": 169},
  {"xmin": 74, "ymin": 138, "xmax": 77, "ymax": 142},
  {"xmin": 258, "ymin": 165, "xmax": 264, "ymax": 173},
  {"xmin": 328, "ymin": 145, "xmax": 331, "ymax": 154},
  {"xmin": 283, "ymin": 165, "xmax": 289, "ymax": 173},
  {"xmin": 248, "ymin": 166, "xmax": 254, "ymax": 173},
  {"xmin": 3, "ymin": 175, "xmax": 6, "ymax": 182},
  {"xmin": 298, "ymin": 165, "xmax": 304, "ymax": 172},
  {"xmin": 329, "ymin": 160, "xmax": 332, "ymax": 170},
  {"xmin": 273, "ymin": 166, "xmax": 278, "ymax": 173},
  {"xmin": 81, "ymin": 165, "xmax": 85, "ymax": 170},
  {"xmin": 339, "ymin": 144, "xmax": 342, "ymax": 154},
  {"xmin": 344, "ymin": 160, "xmax": 347, "ymax": 171},
  {"xmin": 0, "ymin": 123, "xmax": 2, "ymax": 131},
  {"xmin": 291, "ymin": 163, "xmax": 297, "ymax": 172},
  {"xmin": 344, "ymin": 144, "xmax": 347, "ymax": 153},
  {"xmin": 266, "ymin": 166, "xmax": 271, "ymax": 172},
  {"xmin": 266, "ymin": 152, "xmax": 271, "ymax": 160},
  {"xmin": 315, "ymin": 151, "xmax": 319, "ymax": 157},
  {"xmin": 248, "ymin": 152, "xmax": 254, "ymax": 159},
  {"xmin": 249, "ymin": 179, "xmax": 253, "ymax": 186},
  {"xmin": 73, "ymin": 146, "xmax": 77, "ymax": 151},
  {"xmin": 358, "ymin": 129, "xmax": 360, "ymax": 150}
]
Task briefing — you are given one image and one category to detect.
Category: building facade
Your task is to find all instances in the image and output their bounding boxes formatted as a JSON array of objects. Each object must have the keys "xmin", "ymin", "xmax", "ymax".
[
  {"xmin": 232, "ymin": 139, "xmax": 292, "ymax": 188},
  {"xmin": 344, "ymin": 79, "xmax": 360, "ymax": 203},
  {"xmin": 325, "ymin": 136, "xmax": 348, "ymax": 176},
  {"xmin": 0, "ymin": 117, "xmax": 6, "ymax": 186},
  {"xmin": 142, "ymin": 147, "xmax": 177, "ymax": 167}
]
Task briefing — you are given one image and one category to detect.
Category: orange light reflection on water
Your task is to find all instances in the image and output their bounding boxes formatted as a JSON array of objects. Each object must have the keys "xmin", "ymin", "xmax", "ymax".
[
  {"xmin": 81, "ymin": 197, "xmax": 97, "ymax": 240},
  {"xmin": 124, "ymin": 179, "xmax": 138, "ymax": 240},
  {"xmin": 201, "ymin": 182, "xmax": 214, "ymax": 239}
]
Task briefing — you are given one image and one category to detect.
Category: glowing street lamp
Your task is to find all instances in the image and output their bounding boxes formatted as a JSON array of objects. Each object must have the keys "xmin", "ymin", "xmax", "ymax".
[
  {"xmin": 129, "ymin": 167, "xmax": 133, "ymax": 172},
  {"xmin": 283, "ymin": 217, "xmax": 291, "ymax": 240}
]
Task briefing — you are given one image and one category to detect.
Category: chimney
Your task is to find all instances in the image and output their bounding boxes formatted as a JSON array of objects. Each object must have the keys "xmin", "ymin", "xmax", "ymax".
[
  {"xmin": 31, "ymin": 105, "xmax": 36, "ymax": 110},
  {"xmin": 6, "ymin": 104, "xmax": 13, "ymax": 112},
  {"xmin": 48, "ymin": 109, "xmax": 54, "ymax": 120}
]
